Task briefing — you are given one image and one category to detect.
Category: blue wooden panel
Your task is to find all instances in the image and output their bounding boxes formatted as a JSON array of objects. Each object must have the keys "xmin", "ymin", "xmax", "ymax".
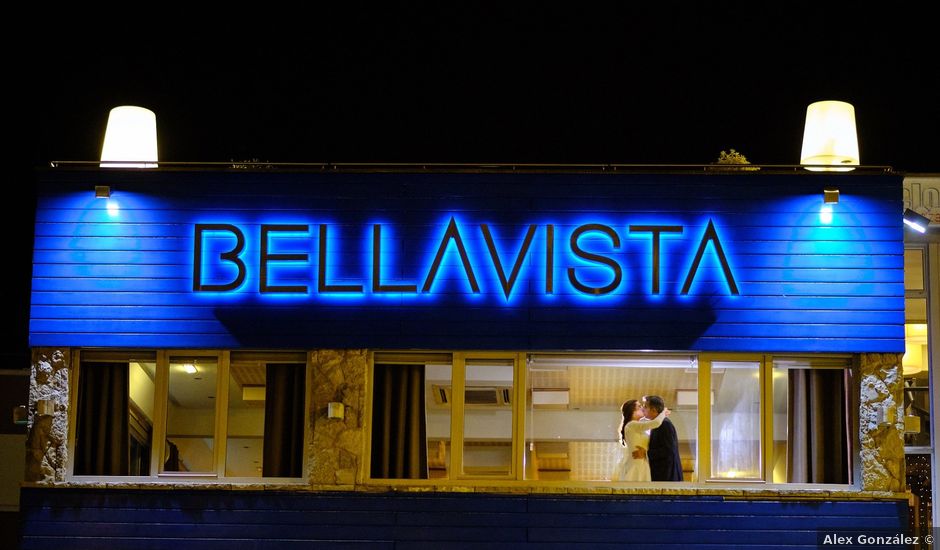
[
  {"xmin": 18, "ymin": 488, "xmax": 909, "ymax": 550},
  {"xmin": 27, "ymin": 305, "xmax": 905, "ymax": 325},
  {"xmin": 29, "ymin": 170, "xmax": 905, "ymax": 352}
]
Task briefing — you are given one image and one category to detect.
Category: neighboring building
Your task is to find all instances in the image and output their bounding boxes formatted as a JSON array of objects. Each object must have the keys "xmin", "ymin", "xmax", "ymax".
[
  {"xmin": 901, "ymin": 174, "xmax": 940, "ymax": 535},
  {"xmin": 19, "ymin": 165, "xmax": 925, "ymax": 548}
]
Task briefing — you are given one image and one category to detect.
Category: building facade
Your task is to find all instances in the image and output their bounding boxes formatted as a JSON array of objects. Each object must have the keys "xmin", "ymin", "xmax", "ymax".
[{"xmin": 20, "ymin": 167, "xmax": 919, "ymax": 548}]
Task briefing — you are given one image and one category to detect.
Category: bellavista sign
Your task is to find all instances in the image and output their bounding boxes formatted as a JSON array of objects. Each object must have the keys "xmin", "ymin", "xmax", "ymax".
[
  {"xmin": 29, "ymin": 171, "xmax": 904, "ymax": 351},
  {"xmin": 193, "ymin": 218, "xmax": 739, "ymax": 299}
]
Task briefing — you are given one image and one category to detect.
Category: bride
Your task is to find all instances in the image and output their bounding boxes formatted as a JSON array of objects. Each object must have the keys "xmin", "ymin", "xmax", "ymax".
[{"xmin": 611, "ymin": 399, "xmax": 667, "ymax": 482}]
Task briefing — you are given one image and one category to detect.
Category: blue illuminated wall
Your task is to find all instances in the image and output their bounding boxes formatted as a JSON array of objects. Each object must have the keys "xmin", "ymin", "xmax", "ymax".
[{"xmin": 30, "ymin": 170, "xmax": 904, "ymax": 352}]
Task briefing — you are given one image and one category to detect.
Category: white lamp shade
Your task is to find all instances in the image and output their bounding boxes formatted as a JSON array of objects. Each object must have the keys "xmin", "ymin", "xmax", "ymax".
[
  {"xmin": 100, "ymin": 106, "xmax": 158, "ymax": 168},
  {"xmin": 800, "ymin": 100, "xmax": 859, "ymax": 171}
]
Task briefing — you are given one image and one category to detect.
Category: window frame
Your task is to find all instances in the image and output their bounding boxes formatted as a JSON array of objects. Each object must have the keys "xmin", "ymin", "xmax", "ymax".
[
  {"xmin": 67, "ymin": 348, "xmax": 310, "ymax": 484},
  {"xmin": 904, "ymin": 243, "xmax": 932, "ymax": 455},
  {"xmin": 365, "ymin": 350, "xmax": 857, "ymax": 489},
  {"xmin": 698, "ymin": 353, "xmax": 769, "ymax": 483}
]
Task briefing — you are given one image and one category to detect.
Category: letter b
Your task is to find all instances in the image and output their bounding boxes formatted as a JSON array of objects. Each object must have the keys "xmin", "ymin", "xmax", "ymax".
[{"xmin": 193, "ymin": 224, "xmax": 246, "ymax": 291}]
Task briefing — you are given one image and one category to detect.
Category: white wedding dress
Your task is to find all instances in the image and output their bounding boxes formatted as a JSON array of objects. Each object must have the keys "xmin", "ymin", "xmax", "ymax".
[{"xmin": 611, "ymin": 410, "xmax": 667, "ymax": 482}]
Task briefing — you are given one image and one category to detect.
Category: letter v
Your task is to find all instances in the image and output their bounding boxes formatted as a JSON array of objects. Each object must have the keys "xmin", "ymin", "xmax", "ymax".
[{"xmin": 481, "ymin": 224, "xmax": 537, "ymax": 299}]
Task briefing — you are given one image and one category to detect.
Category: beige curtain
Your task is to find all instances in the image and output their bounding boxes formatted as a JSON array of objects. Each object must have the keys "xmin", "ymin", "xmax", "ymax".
[
  {"xmin": 370, "ymin": 364, "xmax": 428, "ymax": 479},
  {"xmin": 788, "ymin": 369, "xmax": 849, "ymax": 483}
]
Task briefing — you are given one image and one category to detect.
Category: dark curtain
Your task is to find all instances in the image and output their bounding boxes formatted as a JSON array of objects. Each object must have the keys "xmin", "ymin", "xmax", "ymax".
[
  {"xmin": 788, "ymin": 369, "xmax": 849, "ymax": 483},
  {"xmin": 263, "ymin": 363, "xmax": 306, "ymax": 477},
  {"xmin": 370, "ymin": 363, "xmax": 428, "ymax": 479},
  {"xmin": 74, "ymin": 362, "xmax": 129, "ymax": 476}
]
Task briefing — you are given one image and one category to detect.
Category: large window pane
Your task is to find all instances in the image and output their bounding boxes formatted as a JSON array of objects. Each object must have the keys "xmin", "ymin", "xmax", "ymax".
[
  {"xmin": 226, "ymin": 359, "xmax": 264, "ymax": 477},
  {"xmin": 425, "ymin": 362, "xmax": 452, "ymax": 479},
  {"xmin": 711, "ymin": 361, "xmax": 761, "ymax": 480},
  {"xmin": 463, "ymin": 359, "xmax": 513, "ymax": 476},
  {"xmin": 164, "ymin": 356, "xmax": 218, "ymax": 473},
  {"xmin": 525, "ymin": 354, "xmax": 697, "ymax": 482},
  {"xmin": 226, "ymin": 354, "xmax": 306, "ymax": 478},
  {"xmin": 904, "ymin": 297, "xmax": 931, "ymax": 447},
  {"xmin": 371, "ymin": 357, "xmax": 451, "ymax": 479},
  {"xmin": 905, "ymin": 249, "xmax": 926, "ymax": 291},
  {"xmin": 772, "ymin": 357, "xmax": 851, "ymax": 484},
  {"xmin": 74, "ymin": 352, "xmax": 156, "ymax": 476},
  {"xmin": 371, "ymin": 363, "xmax": 427, "ymax": 478}
]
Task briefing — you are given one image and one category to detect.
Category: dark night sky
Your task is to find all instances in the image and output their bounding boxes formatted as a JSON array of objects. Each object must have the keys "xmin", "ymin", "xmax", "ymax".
[
  {"xmin": 7, "ymin": 6, "xmax": 939, "ymax": 366},
  {"xmin": 25, "ymin": 6, "xmax": 940, "ymax": 169}
]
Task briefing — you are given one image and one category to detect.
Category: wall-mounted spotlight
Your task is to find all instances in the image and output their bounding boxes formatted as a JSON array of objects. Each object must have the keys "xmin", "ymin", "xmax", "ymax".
[
  {"xmin": 94, "ymin": 184, "xmax": 119, "ymax": 216},
  {"xmin": 823, "ymin": 188, "xmax": 840, "ymax": 204},
  {"xmin": 903, "ymin": 209, "xmax": 931, "ymax": 233}
]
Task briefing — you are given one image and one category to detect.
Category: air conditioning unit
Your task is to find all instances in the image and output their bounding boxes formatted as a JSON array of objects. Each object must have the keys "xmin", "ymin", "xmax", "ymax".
[
  {"xmin": 431, "ymin": 385, "xmax": 511, "ymax": 406},
  {"xmin": 531, "ymin": 389, "xmax": 569, "ymax": 408},
  {"xmin": 675, "ymin": 389, "xmax": 714, "ymax": 408}
]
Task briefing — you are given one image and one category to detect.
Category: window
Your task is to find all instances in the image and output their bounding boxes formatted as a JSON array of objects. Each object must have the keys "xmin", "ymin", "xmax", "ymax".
[
  {"xmin": 772, "ymin": 356, "xmax": 853, "ymax": 484},
  {"xmin": 368, "ymin": 353, "xmax": 522, "ymax": 481},
  {"xmin": 462, "ymin": 358, "xmax": 515, "ymax": 477},
  {"xmin": 709, "ymin": 359, "xmax": 761, "ymax": 480},
  {"xmin": 904, "ymin": 247, "xmax": 931, "ymax": 449},
  {"xmin": 71, "ymin": 350, "xmax": 307, "ymax": 480},
  {"xmin": 525, "ymin": 354, "xmax": 698, "ymax": 482},
  {"xmin": 226, "ymin": 352, "xmax": 306, "ymax": 478},
  {"xmin": 370, "ymin": 353, "xmax": 452, "ymax": 479},
  {"xmin": 73, "ymin": 351, "xmax": 156, "ymax": 476},
  {"xmin": 163, "ymin": 355, "xmax": 218, "ymax": 473},
  {"xmin": 369, "ymin": 351, "xmax": 853, "ymax": 486}
]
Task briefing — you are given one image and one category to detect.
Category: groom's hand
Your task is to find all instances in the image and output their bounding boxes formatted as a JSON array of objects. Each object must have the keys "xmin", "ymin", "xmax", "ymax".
[{"xmin": 632, "ymin": 447, "xmax": 647, "ymax": 459}]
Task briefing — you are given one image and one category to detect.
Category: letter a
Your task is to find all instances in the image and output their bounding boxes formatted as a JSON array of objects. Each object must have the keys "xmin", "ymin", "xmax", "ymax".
[{"xmin": 680, "ymin": 219, "xmax": 739, "ymax": 295}]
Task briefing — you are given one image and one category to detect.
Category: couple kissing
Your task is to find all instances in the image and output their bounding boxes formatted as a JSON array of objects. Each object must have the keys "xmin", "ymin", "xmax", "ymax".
[{"xmin": 612, "ymin": 395, "xmax": 683, "ymax": 482}]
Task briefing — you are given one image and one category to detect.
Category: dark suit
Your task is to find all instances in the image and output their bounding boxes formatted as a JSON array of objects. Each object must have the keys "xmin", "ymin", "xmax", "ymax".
[{"xmin": 648, "ymin": 417, "xmax": 683, "ymax": 481}]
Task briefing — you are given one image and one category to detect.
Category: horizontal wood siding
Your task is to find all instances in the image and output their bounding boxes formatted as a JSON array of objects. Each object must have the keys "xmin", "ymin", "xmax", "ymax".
[
  {"xmin": 19, "ymin": 488, "xmax": 909, "ymax": 549},
  {"xmin": 29, "ymin": 170, "xmax": 904, "ymax": 352}
]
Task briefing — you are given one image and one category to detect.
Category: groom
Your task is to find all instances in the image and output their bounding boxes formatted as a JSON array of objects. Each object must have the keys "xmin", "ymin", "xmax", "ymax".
[{"xmin": 633, "ymin": 395, "xmax": 683, "ymax": 481}]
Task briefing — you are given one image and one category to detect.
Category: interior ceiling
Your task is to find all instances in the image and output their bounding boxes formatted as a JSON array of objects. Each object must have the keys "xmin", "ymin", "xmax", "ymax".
[
  {"xmin": 231, "ymin": 362, "xmax": 266, "ymax": 387},
  {"xmin": 167, "ymin": 361, "xmax": 219, "ymax": 409},
  {"xmin": 530, "ymin": 367, "xmax": 705, "ymax": 409},
  {"xmin": 426, "ymin": 363, "xmax": 733, "ymax": 410}
]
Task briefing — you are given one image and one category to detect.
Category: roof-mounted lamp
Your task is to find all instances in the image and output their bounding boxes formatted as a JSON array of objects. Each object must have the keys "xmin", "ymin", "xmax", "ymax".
[
  {"xmin": 100, "ymin": 106, "xmax": 158, "ymax": 168},
  {"xmin": 800, "ymin": 100, "xmax": 859, "ymax": 172}
]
